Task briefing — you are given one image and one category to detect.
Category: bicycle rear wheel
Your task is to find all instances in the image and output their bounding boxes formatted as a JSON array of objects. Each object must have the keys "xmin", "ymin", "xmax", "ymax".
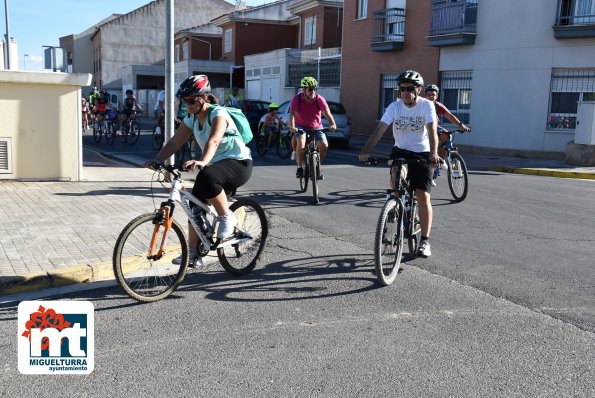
[
  {"xmin": 407, "ymin": 199, "xmax": 422, "ymax": 257},
  {"xmin": 92, "ymin": 126, "xmax": 102, "ymax": 143},
  {"xmin": 374, "ymin": 199, "xmax": 404, "ymax": 286},
  {"xmin": 447, "ymin": 152, "xmax": 468, "ymax": 202},
  {"xmin": 256, "ymin": 135, "xmax": 269, "ymax": 156},
  {"xmin": 277, "ymin": 136, "xmax": 291, "ymax": 159},
  {"xmin": 126, "ymin": 121, "xmax": 141, "ymax": 145},
  {"xmin": 106, "ymin": 124, "xmax": 116, "ymax": 145},
  {"xmin": 218, "ymin": 198, "xmax": 268, "ymax": 275},
  {"xmin": 113, "ymin": 213, "xmax": 188, "ymax": 302},
  {"xmin": 311, "ymin": 152, "xmax": 320, "ymax": 205},
  {"xmin": 152, "ymin": 126, "xmax": 164, "ymax": 150}
]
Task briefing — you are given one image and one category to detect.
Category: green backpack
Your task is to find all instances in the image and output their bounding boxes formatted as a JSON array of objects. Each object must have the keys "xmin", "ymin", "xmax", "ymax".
[{"xmin": 208, "ymin": 104, "xmax": 253, "ymax": 144}]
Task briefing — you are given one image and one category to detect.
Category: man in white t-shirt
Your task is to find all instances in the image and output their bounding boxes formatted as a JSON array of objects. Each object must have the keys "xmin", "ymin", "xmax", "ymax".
[
  {"xmin": 358, "ymin": 70, "xmax": 439, "ymax": 258},
  {"xmin": 154, "ymin": 88, "xmax": 165, "ymax": 134}
]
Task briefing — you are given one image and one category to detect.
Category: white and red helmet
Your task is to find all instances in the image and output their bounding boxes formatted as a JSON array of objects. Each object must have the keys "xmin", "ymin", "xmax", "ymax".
[{"xmin": 179, "ymin": 74, "xmax": 211, "ymax": 97}]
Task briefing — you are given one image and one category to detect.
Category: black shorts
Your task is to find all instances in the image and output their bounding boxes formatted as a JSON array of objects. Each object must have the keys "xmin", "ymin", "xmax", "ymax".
[
  {"xmin": 192, "ymin": 158, "xmax": 253, "ymax": 200},
  {"xmin": 389, "ymin": 146, "xmax": 433, "ymax": 193}
]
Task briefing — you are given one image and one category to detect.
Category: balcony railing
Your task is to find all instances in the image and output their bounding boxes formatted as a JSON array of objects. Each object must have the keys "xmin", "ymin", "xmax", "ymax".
[
  {"xmin": 428, "ymin": 0, "xmax": 478, "ymax": 47},
  {"xmin": 553, "ymin": 0, "xmax": 595, "ymax": 39},
  {"xmin": 370, "ymin": 8, "xmax": 405, "ymax": 52}
]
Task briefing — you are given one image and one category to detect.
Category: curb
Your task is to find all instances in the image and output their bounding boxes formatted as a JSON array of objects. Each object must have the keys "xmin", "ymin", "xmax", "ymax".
[
  {"xmin": 0, "ymin": 260, "xmax": 113, "ymax": 297},
  {"xmin": 488, "ymin": 166, "xmax": 595, "ymax": 180}
]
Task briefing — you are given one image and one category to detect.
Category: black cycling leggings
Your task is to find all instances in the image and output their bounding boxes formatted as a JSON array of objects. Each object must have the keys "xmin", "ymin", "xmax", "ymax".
[{"xmin": 192, "ymin": 158, "xmax": 253, "ymax": 201}]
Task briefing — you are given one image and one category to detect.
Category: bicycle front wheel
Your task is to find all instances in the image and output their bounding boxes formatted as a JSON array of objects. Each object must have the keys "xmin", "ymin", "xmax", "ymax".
[
  {"xmin": 127, "ymin": 121, "xmax": 141, "ymax": 145},
  {"xmin": 113, "ymin": 213, "xmax": 188, "ymax": 302},
  {"xmin": 92, "ymin": 127, "xmax": 102, "ymax": 143},
  {"xmin": 447, "ymin": 152, "xmax": 469, "ymax": 202},
  {"xmin": 277, "ymin": 136, "xmax": 291, "ymax": 159},
  {"xmin": 374, "ymin": 199, "xmax": 404, "ymax": 286},
  {"xmin": 106, "ymin": 124, "xmax": 116, "ymax": 145},
  {"xmin": 299, "ymin": 161, "xmax": 309, "ymax": 193},
  {"xmin": 152, "ymin": 126, "xmax": 164, "ymax": 150},
  {"xmin": 256, "ymin": 136, "xmax": 268, "ymax": 156},
  {"xmin": 218, "ymin": 198, "xmax": 268, "ymax": 276},
  {"xmin": 310, "ymin": 153, "xmax": 320, "ymax": 205},
  {"xmin": 407, "ymin": 199, "xmax": 422, "ymax": 257}
]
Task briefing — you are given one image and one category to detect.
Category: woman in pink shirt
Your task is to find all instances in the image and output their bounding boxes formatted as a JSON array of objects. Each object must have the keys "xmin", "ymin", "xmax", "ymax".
[{"xmin": 288, "ymin": 76, "xmax": 336, "ymax": 180}]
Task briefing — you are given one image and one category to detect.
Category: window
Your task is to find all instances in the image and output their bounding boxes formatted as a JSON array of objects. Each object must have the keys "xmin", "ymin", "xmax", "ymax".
[
  {"xmin": 548, "ymin": 68, "xmax": 595, "ymax": 130},
  {"xmin": 380, "ymin": 73, "xmax": 399, "ymax": 117},
  {"xmin": 304, "ymin": 17, "xmax": 316, "ymax": 45},
  {"xmin": 224, "ymin": 29, "xmax": 232, "ymax": 53},
  {"xmin": 573, "ymin": 0, "xmax": 595, "ymax": 24},
  {"xmin": 440, "ymin": 70, "xmax": 473, "ymax": 124},
  {"xmin": 183, "ymin": 41, "xmax": 189, "ymax": 60},
  {"xmin": 357, "ymin": 0, "xmax": 368, "ymax": 19}
]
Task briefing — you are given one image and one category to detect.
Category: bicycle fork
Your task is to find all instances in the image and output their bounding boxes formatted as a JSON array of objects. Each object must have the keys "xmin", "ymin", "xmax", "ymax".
[{"xmin": 147, "ymin": 207, "xmax": 173, "ymax": 260}]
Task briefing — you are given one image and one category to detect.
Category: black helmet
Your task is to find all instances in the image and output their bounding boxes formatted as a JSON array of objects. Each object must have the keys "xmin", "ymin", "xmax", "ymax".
[
  {"xmin": 396, "ymin": 70, "xmax": 424, "ymax": 87},
  {"xmin": 424, "ymin": 84, "xmax": 439, "ymax": 93},
  {"xmin": 100, "ymin": 89, "xmax": 108, "ymax": 95},
  {"xmin": 125, "ymin": 89, "xmax": 133, "ymax": 95},
  {"xmin": 179, "ymin": 75, "xmax": 211, "ymax": 97}
]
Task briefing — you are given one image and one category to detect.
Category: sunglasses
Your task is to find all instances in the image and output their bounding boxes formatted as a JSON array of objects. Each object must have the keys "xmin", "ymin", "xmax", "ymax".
[
  {"xmin": 183, "ymin": 97, "xmax": 202, "ymax": 105},
  {"xmin": 303, "ymin": 87, "xmax": 316, "ymax": 92},
  {"xmin": 399, "ymin": 86, "xmax": 417, "ymax": 92}
]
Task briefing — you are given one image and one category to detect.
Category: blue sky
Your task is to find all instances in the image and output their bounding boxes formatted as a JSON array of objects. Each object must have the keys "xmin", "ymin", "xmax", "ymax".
[{"xmin": 2, "ymin": 0, "xmax": 271, "ymax": 71}]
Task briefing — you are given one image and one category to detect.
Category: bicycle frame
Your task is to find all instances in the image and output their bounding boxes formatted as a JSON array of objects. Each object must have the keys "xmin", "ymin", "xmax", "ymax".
[{"xmin": 151, "ymin": 170, "xmax": 252, "ymax": 259}]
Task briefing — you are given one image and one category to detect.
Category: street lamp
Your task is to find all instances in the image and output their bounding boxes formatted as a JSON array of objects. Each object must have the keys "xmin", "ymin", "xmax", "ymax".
[{"xmin": 184, "ymin": 36, "xmax": 212, "ymax": 60}]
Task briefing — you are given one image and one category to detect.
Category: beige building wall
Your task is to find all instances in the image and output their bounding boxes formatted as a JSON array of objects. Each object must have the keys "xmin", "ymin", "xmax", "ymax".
[{"xmin": 0, "ymin": 71, "xmax": 91, "ymax": 181}]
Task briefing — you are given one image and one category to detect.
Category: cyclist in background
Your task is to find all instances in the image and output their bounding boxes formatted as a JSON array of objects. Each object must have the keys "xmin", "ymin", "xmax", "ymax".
[
  {"xmin": 122, "ymin": 89, "xmax": 141, "ymax": 134},
  {"xmin": 143, "ymin": 75, "xmax": 253, "ymax": 265},
  {"xmin": 81, "ymin": 98, "xmax": 91, "ymax": 129},
  {"xmin": 154, "ymin": 85, "xmax": 165, "ymax": 136},
  {"xmin": 263, "ymin": 103, "xmax": 282, "ymax": 147},
  {"xmin": 224, "ymin": 86, "xmax": 243, "ymax": 108},
  {"xmin": 93, "ymin": 90, "xmax": 110, "ymax": 128},
  {"xmin": 89, "ymin": 86, "xmax": 100, "ymax": 108},
  {"xmin": 289, "ymin": 76, "xmax": 336, "ymax": 180},
  {"xmin": 424, "ymin": 84, "xmax": 471, "ymax": 185},
  {"xmin": 358, "ymin": 70, "xmax": 439, "ymax": 258}
]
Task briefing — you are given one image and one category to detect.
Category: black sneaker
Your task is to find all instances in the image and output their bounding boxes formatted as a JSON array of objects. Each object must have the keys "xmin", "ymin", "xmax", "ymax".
[
  {"xmin": 417, "ymin": 241, "xmax": 431, "ymax": 258},
  {"xmin": 296, "ymin": 167, "xmax": 304, "ymax": 178}
]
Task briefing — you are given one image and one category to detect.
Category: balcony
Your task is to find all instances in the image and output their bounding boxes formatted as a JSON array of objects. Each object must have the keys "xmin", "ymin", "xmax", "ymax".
[
  {"xmin": 427, "ymin": 0, "xmax": 478, "ymax": 47},
  {"xmin": 370, "ymin": 8, "xmax": 405, "ymax": 52},
  {"xmin": 553, "ymin": 0, "xmax": 595, "ymax": 39}
]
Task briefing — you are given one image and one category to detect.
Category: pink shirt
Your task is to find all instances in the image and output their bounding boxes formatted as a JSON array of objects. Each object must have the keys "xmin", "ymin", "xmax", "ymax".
[{"xmin": 290, "ymin": 93, "xmax": 328, "ymax": 129}]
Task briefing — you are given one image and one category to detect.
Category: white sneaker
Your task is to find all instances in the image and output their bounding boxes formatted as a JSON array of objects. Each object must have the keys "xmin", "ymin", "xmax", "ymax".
[
  {"xmin": 440, "ymin": 162, "xmax": 448, "ymax": 170},
  {"xmin": 290, "ymin": 151, "xmax": 296, "ymax": 160},
  {"xmin": 430, "ymin": 179, "xmax": 437, "ymax": 187},
  {"xmin": 217, "ymin": 212, "xmax": 237, "ymax": 238}
]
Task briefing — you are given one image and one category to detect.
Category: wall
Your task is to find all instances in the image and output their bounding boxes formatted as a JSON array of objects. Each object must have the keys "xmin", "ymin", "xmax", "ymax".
[
  {"xmin": 0, "ymin": 71, "xmax": 91, "ymax": 181},
  {"xmin": 440, "ymin": 0, "xmax": 595, "ymax": 153},
  {"xmin": 341, "ymin": 0, "xmax": 439, "ymax": 136},
  {"xmin": 232, "ymin": 22, "xmax": 298, "ymax": 65}
]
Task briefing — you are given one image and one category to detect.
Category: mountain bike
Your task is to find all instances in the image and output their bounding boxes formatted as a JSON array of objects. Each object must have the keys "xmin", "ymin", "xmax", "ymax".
[
  {"xmin": 364, "ymin": 152, "xmax": 430, "ymax": 286},
  {"xmin": 297, "ymin": 128, "xmax": 329, "ymax": 205},
  {"xmin": 113, "ymin": 163, "xmax": 268, "ymax": 303},
  {"xmin": 256, "ymin": 123, "xmax": 291, "ymax": 159},
  {"xmin": 436, "ymin": 128, "xmax": 469, "ymax": 202},
  {"xmin": 121, "ymin": 110, "xmax": 141, "ymax": 145}
]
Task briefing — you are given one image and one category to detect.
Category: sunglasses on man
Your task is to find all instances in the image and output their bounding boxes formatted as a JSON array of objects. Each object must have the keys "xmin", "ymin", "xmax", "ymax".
[{"xmin": 398, "ymin": 86, "xmax": 417, "ymax": 92}]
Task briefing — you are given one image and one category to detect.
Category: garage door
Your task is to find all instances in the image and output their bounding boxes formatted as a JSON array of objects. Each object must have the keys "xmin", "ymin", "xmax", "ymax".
[
  {"xmin": 262, "ymin": 77, "xmax": 280, "ymax": 103},
  {"xmin": 246, "ymin": 80, "xmax": 261, "ymax": 100}
]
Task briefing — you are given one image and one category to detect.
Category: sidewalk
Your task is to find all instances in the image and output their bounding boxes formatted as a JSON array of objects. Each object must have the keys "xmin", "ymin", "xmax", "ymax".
[{"xmin": 1, "ymin": 139, "xmax": 594, "ymax": 299}]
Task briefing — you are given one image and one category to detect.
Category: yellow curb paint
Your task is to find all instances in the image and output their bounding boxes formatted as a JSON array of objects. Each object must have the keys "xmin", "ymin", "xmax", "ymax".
[{"xmin": 488, "ymin": 166, "xmax": 595, "ymax": 180}]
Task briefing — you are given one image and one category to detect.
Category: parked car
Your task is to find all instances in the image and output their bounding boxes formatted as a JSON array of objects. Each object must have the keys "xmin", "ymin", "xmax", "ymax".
[
  {"xmin": 258, "ymin": 100, "xmax": 352, "ymax": 146},
  {"xmin": 238, "ymin": 99, "xmax": 271, "ymax": 135}
]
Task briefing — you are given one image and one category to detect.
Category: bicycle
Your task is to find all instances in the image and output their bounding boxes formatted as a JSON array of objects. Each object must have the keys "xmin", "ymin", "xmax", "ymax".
[
  {"xmin": 113, "ymin": 162, "xmax": 268, "ymax": 302},
  {"xmin": 104, "ymin": 110, "xmax": 122, "ymax": 145},
  {"xmin": 121, "ymin": 110, "xmax": 141, "ymax": 145},
  {"xmin": 256, "ymin": 123, "xmax": 291, "ymax": 159},
  {"xmin": 297, "ymin": 128, "xmax": 329, "ymax": 205},
  {"xmin": 436, "ymin": 128, "xmax": 469, "ymax": 202},
  {"xmin": 152, "ymin": 112, "xmax": 165, "ymax": 150},
  {"xmin": 364, "ymin": 152, "xmax": 430, "ymax": 286}
]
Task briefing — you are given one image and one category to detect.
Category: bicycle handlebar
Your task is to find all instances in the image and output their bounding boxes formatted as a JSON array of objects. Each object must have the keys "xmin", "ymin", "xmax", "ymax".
[{"xmin": 147, "ymin": 162, "xmax": 202, "ymax": 177}]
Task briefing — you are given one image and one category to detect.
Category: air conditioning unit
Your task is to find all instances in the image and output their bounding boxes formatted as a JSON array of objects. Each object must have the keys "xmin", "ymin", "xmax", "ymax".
[{"xmin": 0, "ymin": 138, "xmax": 13, "ymax": 174}]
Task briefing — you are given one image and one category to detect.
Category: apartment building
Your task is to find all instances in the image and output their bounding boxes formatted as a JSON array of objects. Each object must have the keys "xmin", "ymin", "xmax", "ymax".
[{"xmin": 341, "ymin": 0, "xmax": 439, "ymax": 137}]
